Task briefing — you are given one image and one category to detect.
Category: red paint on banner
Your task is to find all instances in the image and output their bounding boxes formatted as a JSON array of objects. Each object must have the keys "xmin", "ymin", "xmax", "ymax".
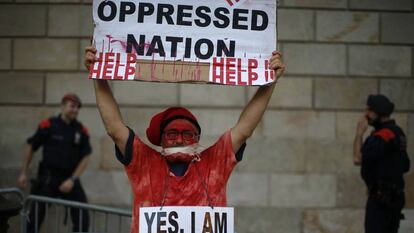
[
  {"xmin": 212, "ymin": 57, "xmax": 260, "ymax": 85},
  {"xmin": 237, "ymin": 58, "xmax": 247, "ymax": 85},
  {"xmin": 102, "ymin": 53, "xmax": 116, "ymax": 79},
  {"xmin": 264, "ymin": 60, "xmax": 275, "ymax": 82},
  {"xmin": 126, "ymin": 54, "xmax": 137, "ymax": 77},
  {"xmin": 89, "ymin": 52, "xmax": 103, "ymax": 79},
  {"xmin": 150, "ymin": 53, "xmax": 158, "ymax": 81},
  {"xmin": 90, "ymin": 53, "xmax": 136, "ymax": 80},
  {"xmin": 180, "ymin": 56, "xmax": 185, "ymax": 81},
  {"xmin": 225, "ymin": 0, "xmax": 240, "ymax": 6},
  {"xmin": 194, "ymin": 59, "xmax": 201, "ymax": 81},
  {"xmin": 212, "ymin": 57, "xmax": 225, "ymax": 83},
  {"xmin": 247, "ymin": 58, "xmax": 258, "ymax": 85}
]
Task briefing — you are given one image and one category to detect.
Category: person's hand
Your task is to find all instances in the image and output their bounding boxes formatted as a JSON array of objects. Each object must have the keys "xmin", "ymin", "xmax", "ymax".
[
  {"xmin": 356, "ymin": 115, "xmax": 369, "ymax": 136},
  {"xmin": 17, "ymin": 173, "xmax": 28, "ymax": 191},
  {"xmin": 59, "ymin": 179, "xmax": 74, "ymax": 193},
  {"xmin": 269, "ymin": 51, "xmax": 285, "ymax": 81},
  {"xmin": 84, "ymin": 46, "xmax": 98, "ymax": 71}
]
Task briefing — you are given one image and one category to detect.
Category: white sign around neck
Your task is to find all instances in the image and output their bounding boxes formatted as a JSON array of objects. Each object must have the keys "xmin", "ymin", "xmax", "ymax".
[{"xmin": 139, "ymin": 206, "xmax": 234, "ymax": 233}]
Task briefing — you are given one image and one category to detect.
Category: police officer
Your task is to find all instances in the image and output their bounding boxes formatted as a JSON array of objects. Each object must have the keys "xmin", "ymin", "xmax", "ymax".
[
  {"xmin": 353, "ymin": 94, "xmax": 410, "ymax": 233},
  {"xmin": 17, "ymin": 93, "xmax": 92, "ymax": 233}
]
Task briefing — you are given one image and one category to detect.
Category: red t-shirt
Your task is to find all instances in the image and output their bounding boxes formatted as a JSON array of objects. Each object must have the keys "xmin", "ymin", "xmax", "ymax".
[{"xmin": 117, "ymin": 129, "xmax": 238, "ymax": 233}]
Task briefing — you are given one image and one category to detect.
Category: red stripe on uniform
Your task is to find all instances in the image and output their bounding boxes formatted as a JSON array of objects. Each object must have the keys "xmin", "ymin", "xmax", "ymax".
[
  {"xmin": 374, "ymin": 128, "xmax": 395, "ymax": 142},
  {"xmin": 82, "ymin": 126, "xmax": 89, "ymax": 136},
  {"xmin": 39, "ymin": 119, "xmax": 51, "ymax": 129}
]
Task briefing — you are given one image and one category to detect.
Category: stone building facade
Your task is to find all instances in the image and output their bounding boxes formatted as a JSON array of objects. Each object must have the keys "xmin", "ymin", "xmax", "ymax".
[{"xmin": 0, "ymin": 0, "xmax": 413, "ymax": 232}]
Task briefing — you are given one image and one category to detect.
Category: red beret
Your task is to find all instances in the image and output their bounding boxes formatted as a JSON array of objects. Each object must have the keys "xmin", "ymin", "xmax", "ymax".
[
  {"xmin": 61, "ymin": 93, "xmax": 82, "ymax": 108},
  {"xmin": 367, "ymin": 94, "xmax": 394, "ymax": 116},
  {"xmin": 146, "ymin": 107, "xmax": 201, "ymax": 146}
]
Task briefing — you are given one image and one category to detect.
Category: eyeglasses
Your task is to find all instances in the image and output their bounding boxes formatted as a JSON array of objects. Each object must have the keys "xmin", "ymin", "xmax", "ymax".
[{"xmin": 163, "ymin": 130, "xmax": 199, "ymax": 141}]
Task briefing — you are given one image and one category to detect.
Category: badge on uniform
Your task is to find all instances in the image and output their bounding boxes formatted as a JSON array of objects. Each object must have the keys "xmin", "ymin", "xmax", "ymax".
[{"xmin": 74, "ymin": 132, "xmax": 81, "ymax": 145}]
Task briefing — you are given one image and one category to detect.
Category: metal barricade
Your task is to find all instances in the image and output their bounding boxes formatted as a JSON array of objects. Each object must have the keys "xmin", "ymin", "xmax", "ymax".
[
  {"xmin": 0, "ymin": 188, "xmax": 24, "ymax": 201},
  {"xmin": 1, "ymin": 188, "xmax": 132, "ymax": 233},
  {"xmin": 0, "ymin": 188, "xmax": 24, "ymax": 233}
]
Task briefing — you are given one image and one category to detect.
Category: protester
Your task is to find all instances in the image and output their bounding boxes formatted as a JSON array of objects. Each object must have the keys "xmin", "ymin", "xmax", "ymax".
[
  {"xmin": 17, "ymin": 93, "xmax": 92, "ymax": 233},
  {"xmin": 85, "ymin": 46, "xmax": 284, "ymax": 233},
  {"xmin": 353, "ymin": 94, "xmax": 410, "ymax": 233}
]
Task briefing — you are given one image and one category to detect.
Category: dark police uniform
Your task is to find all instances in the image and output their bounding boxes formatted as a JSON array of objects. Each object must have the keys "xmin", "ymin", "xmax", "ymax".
[
  {"xmin": 26, "ymin": 115, "xmax": 92, "ymax": 233},
  {"xmin": 361, "ymin": 120, "xmax": 410, "ymax": 233}
]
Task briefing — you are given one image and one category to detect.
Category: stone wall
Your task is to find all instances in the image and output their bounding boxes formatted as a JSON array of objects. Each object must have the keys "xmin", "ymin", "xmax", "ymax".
[{"xmin": 0, "ymin": 0, "xmax": 413, "ymax": 232}]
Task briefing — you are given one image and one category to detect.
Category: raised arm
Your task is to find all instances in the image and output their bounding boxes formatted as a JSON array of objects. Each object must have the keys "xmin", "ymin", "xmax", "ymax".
[
  {"xmin": 231, "ymin": 51, "xmax": 285, "ymax": 152},
  {"xmin": 353, "ymin": 115, "xmax": 368, "ymax": 166},
  {"xmin": 84, "ymin": 47, "xmax": 129, "ymax": 155}
]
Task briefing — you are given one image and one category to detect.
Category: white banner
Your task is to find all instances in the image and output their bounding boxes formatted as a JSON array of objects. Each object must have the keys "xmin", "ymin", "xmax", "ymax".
[
  {"xmin": 139, "ymin": 206, "xmax": 234, "ymax": 233},
  {"xmin": 91, "ymin": 0, "xmax": 277, "ymax": 85}
]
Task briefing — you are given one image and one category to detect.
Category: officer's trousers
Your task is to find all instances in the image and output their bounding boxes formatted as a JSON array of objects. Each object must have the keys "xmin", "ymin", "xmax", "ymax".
[
  {"xmin": 365, "ymin": 196, "xmax": 403, "ymax": 233},
  {"xmin": 26, "ymin": 178, "xmax": 89, "ymax": 233}
]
